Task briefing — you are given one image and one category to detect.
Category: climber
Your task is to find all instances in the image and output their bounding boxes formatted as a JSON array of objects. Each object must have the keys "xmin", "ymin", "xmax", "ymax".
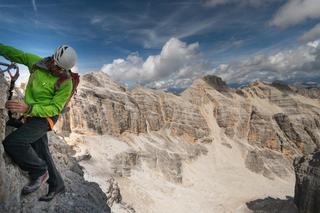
[{"xmin": 0, "ymin": 43, "xmax": 78, "ymax": 201}]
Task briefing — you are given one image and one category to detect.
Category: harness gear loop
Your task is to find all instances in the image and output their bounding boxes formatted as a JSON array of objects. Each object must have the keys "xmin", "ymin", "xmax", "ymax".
[{"xmin": 46, "ymin": 117, "xmax": 55, "ymax": 131}]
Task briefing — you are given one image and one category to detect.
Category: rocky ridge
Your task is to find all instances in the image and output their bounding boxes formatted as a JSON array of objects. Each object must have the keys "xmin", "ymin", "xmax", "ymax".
[
  {"xmin": 61, "ymin": 72, "xmax": 320, "ymax": 157},
  {"xmin": 56, "ymin": 72, "xmax": 320, "ymax": 212}
]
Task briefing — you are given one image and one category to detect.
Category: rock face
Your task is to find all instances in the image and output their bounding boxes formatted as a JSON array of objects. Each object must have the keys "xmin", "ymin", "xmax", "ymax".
[
  {"xmin": 0, "ymin": 74, "xmax": 111, "ymax": 212},
  {"xmin": 246, "ymin": 196, "xmax": 298, "ymax": 213},
  {"xmin": 55, "ymin": 72, "xmax": 320, "ymax": 212},
  {"xmin": 57, "ymin": 72, "xmax": 320, "ymax": 179},
  {"xmin": 56, "ymin": 72, "xmax": 210, "ymax": 142},
  {"xmin": 62, "ymin": 73, "xmax": 320, "ymax": 158},
  {"xmin": 202, "ymin": 75, "xmax": 229, "ymax": 93},
  {"xmin": 57, "ymin": 72, "xmax": 211, "ymax": 187},
  {"xmin": 109, "ymin": 133, "xmax": 208, "ymax": 183},
  {"xmin": 294, "ymin": 151, "xmax": 320, "ymax": 213},
  {"xmin": 235, "ymin": 80, "xmax": 320, "ymax": 156},
  {"xmin": 106, "ymin": 177, "xmax": 122, "ymax": 207}
]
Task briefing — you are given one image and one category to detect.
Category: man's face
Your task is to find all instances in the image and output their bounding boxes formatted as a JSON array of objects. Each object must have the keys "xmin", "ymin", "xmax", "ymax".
[{"xmin": 48, "ymin": 58, "xmax": 64, "ymax": 73}]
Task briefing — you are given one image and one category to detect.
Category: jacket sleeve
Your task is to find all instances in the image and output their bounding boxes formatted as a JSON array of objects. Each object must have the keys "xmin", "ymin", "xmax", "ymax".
[
  {"xmin": 27, "ymin": 79, "xmax": 73, "ymax": 117},
  {"xmin": 0, "ymin": 44, "xmax": 42, "ymax": 72}
]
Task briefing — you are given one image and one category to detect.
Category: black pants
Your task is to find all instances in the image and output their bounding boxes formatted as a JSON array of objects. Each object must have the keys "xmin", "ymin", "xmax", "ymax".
[{"xmin": 2, "ymin": 116, "xmax": 64, "ymax": 190}]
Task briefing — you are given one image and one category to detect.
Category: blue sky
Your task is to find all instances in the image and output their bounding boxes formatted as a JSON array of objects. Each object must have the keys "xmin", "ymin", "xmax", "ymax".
[{"xmin": 1, "ymin": 0, "xmax": 320, "ymax": 89}]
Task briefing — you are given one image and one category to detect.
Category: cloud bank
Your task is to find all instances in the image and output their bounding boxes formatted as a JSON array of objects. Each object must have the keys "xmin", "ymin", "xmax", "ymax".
[
  {"xmin": 102, "ymin": 37, "xmax": 320, "ymax": 90},
  {"xmin": 300, "ymin": 23, "xmax": 320, "ymax": 42},
  {"xmin": 204, "ymin": 0, "xmax": 279, "ymax": 7},
  {"xmin": 271, "ymin": 0, "xmax": 320, "ymax": 27},
  {"xmin": 213, "ymin": 40, "xmax": 320, "ymax": 84},
  {"xmin": 101, "ymin": 38, "xmax": 210, "ymax": 89}
]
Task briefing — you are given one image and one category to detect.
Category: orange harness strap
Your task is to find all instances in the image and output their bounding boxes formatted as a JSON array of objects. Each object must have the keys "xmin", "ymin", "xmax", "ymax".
[{"xmin": 46, "ymin": 117, "xmax": 55, "ymax": 131}]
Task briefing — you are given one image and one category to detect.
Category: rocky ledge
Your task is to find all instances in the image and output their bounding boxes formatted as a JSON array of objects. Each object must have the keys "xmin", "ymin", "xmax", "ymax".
[
  {"xmin": 294, "ymin": 151, "xmax": 320, "ymax": 213},
  {"xmin": 249, "ymin": 150, "xmax": 320, "ymax": 213}
]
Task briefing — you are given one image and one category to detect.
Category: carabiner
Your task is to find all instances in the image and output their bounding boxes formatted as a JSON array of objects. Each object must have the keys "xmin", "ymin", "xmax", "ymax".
[{"xmin": 0, "ymin": 62, "xmax": 19, "ymax": 81}]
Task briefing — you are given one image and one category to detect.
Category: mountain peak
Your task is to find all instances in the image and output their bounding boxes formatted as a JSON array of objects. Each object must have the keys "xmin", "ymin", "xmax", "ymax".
[
  {"xmin": 271, "ymin": 80, "xmax": 292, "ymax": 92},
  {"xmin": 202, "ymin": 75, "xmax": 229, "ymax": 92},
  {"xmin": 82, "ymin": 71, "xmax": 126, "ymax": 92},
  {"xmin": 248, "ymin": 80, "xmax": 267, "ymax": 88}
]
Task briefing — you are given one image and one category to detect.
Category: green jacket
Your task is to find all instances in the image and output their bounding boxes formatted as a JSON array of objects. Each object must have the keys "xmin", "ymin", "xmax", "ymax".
[{"xmin": 0, "ymin": 44, "xmax": 73, "ymax": 117}]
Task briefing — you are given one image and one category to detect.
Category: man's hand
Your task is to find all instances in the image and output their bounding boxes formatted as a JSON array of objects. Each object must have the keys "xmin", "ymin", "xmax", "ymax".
[{"xmin": 5, "ymin": 100, "xmax": 30, "ymax": 113}]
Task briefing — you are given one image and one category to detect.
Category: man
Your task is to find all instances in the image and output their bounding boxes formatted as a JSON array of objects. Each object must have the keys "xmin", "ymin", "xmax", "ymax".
[{"xmin": 0, "ymin": 44, "xmax": 77, "ymax": 201}]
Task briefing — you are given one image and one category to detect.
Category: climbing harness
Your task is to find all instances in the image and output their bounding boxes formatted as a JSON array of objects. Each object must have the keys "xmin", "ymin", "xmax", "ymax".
[{"xmin": 0, "ymin": 61, "xmax": 20, "ymax": 119}]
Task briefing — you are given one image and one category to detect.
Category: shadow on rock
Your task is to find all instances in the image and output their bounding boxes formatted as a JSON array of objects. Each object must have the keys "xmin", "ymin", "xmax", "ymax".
[{"xmin": 246, "ymin": 196, "xmax": 298, "ymax": 213}]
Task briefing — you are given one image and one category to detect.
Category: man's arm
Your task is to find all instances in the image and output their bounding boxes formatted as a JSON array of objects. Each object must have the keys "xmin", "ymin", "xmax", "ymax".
[
  {"xmin": 0, "ymin": 43, "xmax": 42, "ymax": 72},
  {"xmin": 26, "ymin": 80, "xmax": 73, "ymax": 117}
]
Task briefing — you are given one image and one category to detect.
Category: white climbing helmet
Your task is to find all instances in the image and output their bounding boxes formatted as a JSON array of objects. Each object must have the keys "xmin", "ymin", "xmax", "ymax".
[{"xmin": 53, "ymin": 45, "xmax": 77, "ymax": 70}]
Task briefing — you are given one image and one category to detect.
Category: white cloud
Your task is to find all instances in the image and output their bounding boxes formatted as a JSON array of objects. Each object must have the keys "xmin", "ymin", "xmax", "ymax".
[
  {"xmin": 300, "ymin": 23, "xmax": 320, "ymax": 42},
  {"xmin": 90, "ymin": 15, "xmax": 106, "ymax": 25},
  {"xmin": 203, "ymin": 0, "xmax": 229, "ymax": 7},
  {"xmin": 213, "ymin": 40, "xmax": 320, "ymax": 83},
  {"xmin": 138, "ymin": 18, "xmax": 217, "ymax": 48},
  {"xmin": 101, "ymin": 53, "xmax": 144, "ymax": 81},
  {"xmin": 271, "ymin": 0, "xmax": 320, "ymax": 27},
  {"xmin": 307, "ymin": 40, "xmax": 320, "ymax": 48},
  {"xmin": 32, "ymin": 0, "xmax": 37, "ymax": 12},
  {"xmin": 102, "ymin": 37, "xmax": 320, "ymax": 90},
  {"xmin": 101, "ymin": 38, "xmax": 209, "ymax": 89},
  {"xmin": 204, "ymin": 0, "xmax": 278, "ymax": 7},
  {"xmin": 145, "ymin": 78, "xmax": 193, "ymax": 90}
]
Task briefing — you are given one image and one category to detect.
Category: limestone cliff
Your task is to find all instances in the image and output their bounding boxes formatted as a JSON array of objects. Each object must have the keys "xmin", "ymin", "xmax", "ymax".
[
  {"xmin": 62, "ymin": 72, "xmax": 320, "ymax": 177},
  {"xmin": 54, "ymin": 72, "xmax": 320, "ymax": 212},
  {"xmin": 57, "ymin": 71, "xmax": 210, "ymax": 143},
  {"xmin": 294, "ymin": 151, "xmax": 320, "ymax": 213},
  {"xmin": 61, "ymin": 73, "xmax": 320, "ymax": 159},
  {"xmin": 0, "ymin": 73, "xmax": 111, "ymax": 212}
]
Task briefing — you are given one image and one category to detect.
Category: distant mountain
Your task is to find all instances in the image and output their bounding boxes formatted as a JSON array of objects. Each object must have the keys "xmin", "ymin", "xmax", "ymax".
[{"xmin": 163, "ymin": 87, "xmax": 186, "ymax": 95}]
